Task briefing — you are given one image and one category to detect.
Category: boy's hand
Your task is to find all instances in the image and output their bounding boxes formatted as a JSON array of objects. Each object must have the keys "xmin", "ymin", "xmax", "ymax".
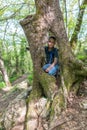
[
  {"xmin": 46, "ymin": 58, "xmax": 57, "ymax": 72},
  {"xmin": 45, "ymin": 67, "xmax": 51, "ymax": 72},
  {"xmin": 46, "ymin": 59, "xmax": 57, "ymax": 72}
]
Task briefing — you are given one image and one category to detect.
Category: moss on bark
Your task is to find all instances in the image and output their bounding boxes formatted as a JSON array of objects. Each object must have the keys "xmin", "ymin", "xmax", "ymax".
[
  {"xmin": 50, "ymin": 90, "xmax": 65, "ymax": 120},
  {"xmin": 39, "ymin": 72, "xmax": 58, "ymax": 99}
]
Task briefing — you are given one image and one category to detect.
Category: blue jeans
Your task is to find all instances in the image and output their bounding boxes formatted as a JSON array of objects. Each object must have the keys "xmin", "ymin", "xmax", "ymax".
[{"xmin": 43, "ymin": 64, "xmax": 59, "ymax": 75}]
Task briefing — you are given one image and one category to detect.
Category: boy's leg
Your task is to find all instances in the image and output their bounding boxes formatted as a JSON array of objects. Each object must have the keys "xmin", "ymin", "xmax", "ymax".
[
  {"xmin": 43, "ymin": 64, "xmax": 51, "ymax": 71},
  {"xmin": 48, "ymin": 65, "xmax": 59, "ymax": 75}
]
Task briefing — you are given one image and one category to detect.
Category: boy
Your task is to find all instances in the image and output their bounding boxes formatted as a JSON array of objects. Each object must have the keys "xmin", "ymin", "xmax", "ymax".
[{"xmin": 43, "ymin": 36, "xmax": 59, "ymax": 76}]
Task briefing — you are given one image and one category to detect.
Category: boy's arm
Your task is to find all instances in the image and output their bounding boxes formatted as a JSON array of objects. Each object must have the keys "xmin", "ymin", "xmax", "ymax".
[
  {"xmin": 45, "ymin": 57, "xmax": 58, "ymax": 72},
  {"xmin": 50, "ymin": 57, "xmax": 58, "ymax": 67}
]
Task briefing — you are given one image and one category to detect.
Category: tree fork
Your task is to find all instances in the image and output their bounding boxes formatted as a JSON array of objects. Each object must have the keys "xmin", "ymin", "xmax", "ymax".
[{"xmin": 20, "ymin": 0, "xmax": 86, "ymax": 129}]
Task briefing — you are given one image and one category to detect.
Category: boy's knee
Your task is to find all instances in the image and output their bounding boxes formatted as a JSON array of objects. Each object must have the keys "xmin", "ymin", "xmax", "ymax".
[
  {"xmin": 48, "ymin": 71, "xmax": 54, "ymax": 75},
  {"xmin": 48, "ymin": 68, "xmax": 57, "ymax": 76},
  {"xmin": 42, "ymin": 66, "xmax": 45, "ymax": 70},
  {"xmin": 42, "ymin": 64, "xmax": 50, "ymax": 71},
  {"xmin": 42, "ymin": 65, "xmax": 47, "ymax": 71}
]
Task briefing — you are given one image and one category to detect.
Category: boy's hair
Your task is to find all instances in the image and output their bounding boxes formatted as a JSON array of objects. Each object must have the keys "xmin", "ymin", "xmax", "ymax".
[{"xmin": 49, "ymin": 36, "xmax": 56, "ymax": 41}]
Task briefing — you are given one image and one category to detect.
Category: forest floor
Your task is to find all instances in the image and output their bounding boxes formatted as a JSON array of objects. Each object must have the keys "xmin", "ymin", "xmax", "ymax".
[
  {"xmin": 0, "ymin": 74, "xmax": 28, "ymax": 116},
  {"xmin": 50, "ymin": 78, "xmax": 87, "ymax": 130},
  {"xmin": 0, "ymin": 76, "xmax": 87, "ymax": 130}
]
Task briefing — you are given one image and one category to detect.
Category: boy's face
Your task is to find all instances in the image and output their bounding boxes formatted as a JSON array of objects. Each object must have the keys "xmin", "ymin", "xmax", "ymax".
[{"xmin": 48, "ymin": 38, "xmax": 55, "ymax": 48}]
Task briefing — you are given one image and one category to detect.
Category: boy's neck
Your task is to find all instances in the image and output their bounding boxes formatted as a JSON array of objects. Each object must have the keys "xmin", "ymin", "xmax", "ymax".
[{"xmin": 48, "ymin": 47, "xmax": 54, "ymax": 51}]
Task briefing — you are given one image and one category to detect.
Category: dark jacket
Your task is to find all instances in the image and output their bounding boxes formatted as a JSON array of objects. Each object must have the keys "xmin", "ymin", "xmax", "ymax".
[{"xmin": 45, "ymin": 46, "xmax": 59, "ymax": 64}]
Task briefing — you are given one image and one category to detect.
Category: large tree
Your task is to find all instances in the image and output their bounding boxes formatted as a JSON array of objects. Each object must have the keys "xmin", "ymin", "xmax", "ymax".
[{"xmin": 20, "ymin": 0, "xmax": 87, "ymax": 129}]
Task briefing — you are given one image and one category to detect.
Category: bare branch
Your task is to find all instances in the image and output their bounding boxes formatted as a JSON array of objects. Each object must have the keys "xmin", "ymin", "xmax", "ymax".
[{"xmin": 0, "ymin": 5, "xmax": 24, "ymax": 21}]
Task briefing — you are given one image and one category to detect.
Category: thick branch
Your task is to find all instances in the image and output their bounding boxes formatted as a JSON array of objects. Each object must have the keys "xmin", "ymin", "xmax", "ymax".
[
  {"xmin": 70, "ymin": 0, "xmax": 87, "ymax": 45},
  {"xmin": 70, "ymin": 57, "xmax": 87, "ymax": 76},
  {"xmin": 75, "ymin": 68, "xmax": 87, "ymax": 76}
]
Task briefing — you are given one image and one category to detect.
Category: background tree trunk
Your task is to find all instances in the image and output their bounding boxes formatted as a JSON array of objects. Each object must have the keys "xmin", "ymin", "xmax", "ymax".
[
  {"xmin": 20, "ymin": 0, "xmax": 86, "ymax": 129},
  {"xmin": 70, "ymin": 0, "xmax": 87, "ymax": 48},
  {"xmin": 0, "ymin": 57, "xmax": 11, "ymax": 87}
]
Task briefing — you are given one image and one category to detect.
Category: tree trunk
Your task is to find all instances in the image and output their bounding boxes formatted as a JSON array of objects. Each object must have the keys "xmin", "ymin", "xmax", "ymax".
[
  {"xmin": 70, "ymin": 0, "xmax": 87, "ymax": 48},
  {"xmin": 20, "ymin": 0, "xmax": 86, "ymax": 129},
  {"xmin": 0, "ymin": 57, "xmax": 11, "ymax": 87}
]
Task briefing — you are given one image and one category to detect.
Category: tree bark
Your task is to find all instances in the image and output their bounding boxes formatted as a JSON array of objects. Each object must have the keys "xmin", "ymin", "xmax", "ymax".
[
  {"xmin": 20, "ymin": 0, "xmax": 87, "ymax": 129},
  {"xmin": 0, "ymin": 57, "xmax": 11, "ymax": 87}
]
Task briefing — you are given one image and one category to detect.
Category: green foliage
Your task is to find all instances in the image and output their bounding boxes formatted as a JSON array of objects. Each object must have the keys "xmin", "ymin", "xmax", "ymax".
[
  {"xmin": 80, "ymin": 4, "xmax": 87, "ymax": 9},
  {"xmin": 0, "ymin": 127, "xmax": 5, "ymax": 130},
  {"xmin": 77, "ymin": 53, "xmax": 87, "ymax": 61},
  {"xmin": 0, "ymin": 0, "xmax": 87, "ymax": 85},
  {"xmin": 10, "ymin": 74, "xmax": 20, "ymax": 83},
  {"xmin": 28, "ymin": 73, "xmax": 33, "ymax": 85},
  {"xmin": 76, "ymin": 41, "xmax": 87, "ymax": 62},
  {"xmin": 0, "ymin": 82, "xmax": 6, "ymax": 89},
  {"xmin": 0, "ymin": 0, "xmax": 35, "ymax": 81}
]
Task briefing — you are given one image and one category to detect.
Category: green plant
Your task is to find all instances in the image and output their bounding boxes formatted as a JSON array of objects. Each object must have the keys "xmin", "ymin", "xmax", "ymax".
[
  {"xmin": 0, "ymin": 82, "xmax": 6, "ymax": 89},
  {"xmin": 28, "ymin": 73, "xmax": 33, "ymax": 85}
]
